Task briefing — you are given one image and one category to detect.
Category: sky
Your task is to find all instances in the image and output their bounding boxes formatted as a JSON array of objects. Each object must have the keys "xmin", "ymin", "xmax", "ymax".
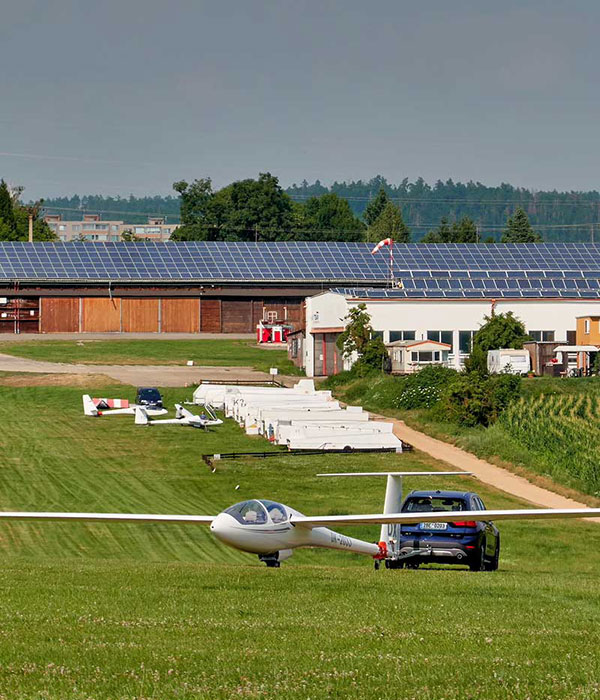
[{"xmin": 1, "ymin": 0, "xmax": 599, "ymax": 199}]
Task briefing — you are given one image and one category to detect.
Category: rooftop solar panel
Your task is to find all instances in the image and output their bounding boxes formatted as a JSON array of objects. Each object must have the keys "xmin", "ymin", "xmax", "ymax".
[{"xmin": 1, "ymin": 241, "xmax": 600, "ymax": 285}]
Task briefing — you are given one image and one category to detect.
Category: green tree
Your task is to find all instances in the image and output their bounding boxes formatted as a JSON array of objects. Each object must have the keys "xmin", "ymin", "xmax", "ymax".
[
  {"xmin": 367, "ymin": 201, "xmax": 410, "ymax": 243},
  {"xmin": 465, "ymin": 311, "xmax": 530, "ymax": 373},
  {"xmin": 171, "ymin": 178, "xmax": 216, "ymax": 241},
  {"xmin": 210, "ymin": 172, "xmax": 294, "ymax": 241},
  {"xmin": 337, "ymin": 304, "xmax": 374, "ymax": 359},
  {"xmin": 451, "ymin": 216, "xmax": 478, "ymax": 242},
  {"xmin": 363, "ymin": 186, "xmax": 390, "ymax": 226},
  {"xmin": 501, "ymin": 207, "xmax": 542, "ymax": 243},
  {"xmin": 120, "ymin": 229, "xmax": 141, "ymax": 242},
  {"xmin": 336, "ymin": 303, "xmax": 388, "ymax": 374},
  {"xmin": 439, "ymin": 372, "xmax": 520, "ymax": 427},
  {"xmin": 0, "ymin": 180, "xmax": 16, "ymax": 236},
  {"xmin": 421, "ymin": 216, "xmax": 477, "ymax": 243},
  {"xmin": 300, "ymin": 193, "xmax": 365, "ymax": 241},
  {"xmin": 421, "ymin": 216, "xmax": 452, "ymax": 243},
  {"xmin": 0, "ymin": 183, "xmax": 55, "ymax": 241}
]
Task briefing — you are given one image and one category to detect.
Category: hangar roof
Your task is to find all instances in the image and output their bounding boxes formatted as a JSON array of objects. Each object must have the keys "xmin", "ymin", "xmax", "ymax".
[{"xmin": 1, "ymin": 241, "xmax": 600, "ymax": 285}]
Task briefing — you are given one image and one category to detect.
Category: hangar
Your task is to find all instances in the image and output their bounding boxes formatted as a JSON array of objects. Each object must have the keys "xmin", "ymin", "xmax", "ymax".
[
  {"xmin": 0, "ymin": 241, "xmax": 392, "ymax": 334},
  {"xmin": 300, "ymin": 243, "xmax": 600, "ymax": 376}
]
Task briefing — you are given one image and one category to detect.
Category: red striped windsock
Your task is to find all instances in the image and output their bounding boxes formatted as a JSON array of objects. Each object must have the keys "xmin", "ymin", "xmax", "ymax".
[{"xmin": 371, "ymin": 238, "xmax": 393, "ymax": 254}]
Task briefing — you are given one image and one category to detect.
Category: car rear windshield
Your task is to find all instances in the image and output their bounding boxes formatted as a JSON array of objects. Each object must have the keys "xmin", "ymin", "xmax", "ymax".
[
  {"xmin": 402, "ymin": 497, "xmax": 467, "ymax": 513},
  {"xmin": 138, "ymin": 389, "xmax": 161, "ymax": 401}
]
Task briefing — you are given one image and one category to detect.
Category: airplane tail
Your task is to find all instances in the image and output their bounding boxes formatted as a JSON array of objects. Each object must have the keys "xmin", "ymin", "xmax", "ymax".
[
  {"xmin": 175, "ymin": 404, "xmax": 192, "ymax": 420},
  {"xmin": 317, "ymin": 471, "xmax": 473, "ymax": 545},
  {"xmin": 82, "ymin": 394, "xmax": 99, "ymax": 417},
  {"xmin": 134, "ymin": 406, "xmax": 149, "ymax": 425}
]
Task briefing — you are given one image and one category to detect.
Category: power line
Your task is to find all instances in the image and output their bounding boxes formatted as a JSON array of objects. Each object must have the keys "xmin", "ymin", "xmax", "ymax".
[
  {"xmin": 41, "ymin": 205, "xmax": 600, "ymax": 233},
  {"xmin": 288, "ymin": 193, "xmax": 600, "ymax": 207}
]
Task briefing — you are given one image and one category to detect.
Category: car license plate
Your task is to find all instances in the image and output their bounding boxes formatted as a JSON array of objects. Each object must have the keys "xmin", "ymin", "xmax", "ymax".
[{"xmin": 421, "ymin": 522, "xmax": 447, "ymax": 530}]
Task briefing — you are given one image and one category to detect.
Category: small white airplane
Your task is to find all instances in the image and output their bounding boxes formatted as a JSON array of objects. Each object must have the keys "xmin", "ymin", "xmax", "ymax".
[
  {"xmin": 134, "ymin": 403, "xmax": 223, "ymax": 429},
  {"xmin": 1, "ymin": 471, "xmax": 599, "ymax": 568},
  {"xmin": 83, "ymin": 394, "xmax": 168, "ymax": 418}
]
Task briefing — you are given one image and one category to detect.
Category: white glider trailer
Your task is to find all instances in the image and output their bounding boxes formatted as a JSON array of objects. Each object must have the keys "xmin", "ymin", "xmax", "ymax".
[{"xmin": 191, "ymin": 380, "xmax": 401, "ymax": 452}]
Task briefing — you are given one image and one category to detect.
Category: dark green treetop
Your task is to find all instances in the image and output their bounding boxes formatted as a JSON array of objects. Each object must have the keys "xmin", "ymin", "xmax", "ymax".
[
  {"xmin": 501, "ymin": 207, "xmax": 542, "ymax": 243},
  {"xmin": 367, "ymin": 201, "xmax": 410, "ymax": 243},
  {"xmin": 363, "ymin": 186, "xmax": 390, "ymax": 226},
  {"xmin": 300, "ymin": 193, "xmax": 365, "ymax": 241}
]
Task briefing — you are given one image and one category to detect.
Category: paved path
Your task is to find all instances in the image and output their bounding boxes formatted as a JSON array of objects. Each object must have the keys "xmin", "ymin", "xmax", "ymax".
[
  {"xmin": 0, "ymin": 353, "xmax": 273, "ymax": 386},
  {"xmin": 373, "ymin": 413, "xmax": 600, "ymax": 519},
  {"xmin": 0, "ymin": 332, "xmax": 255, "ymax": 342}
]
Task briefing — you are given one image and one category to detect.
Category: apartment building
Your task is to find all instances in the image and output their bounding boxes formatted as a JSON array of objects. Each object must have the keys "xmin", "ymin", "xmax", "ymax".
[{"xmin": 44, "ymin": 214, "xmax": 178, "ymax": 242}]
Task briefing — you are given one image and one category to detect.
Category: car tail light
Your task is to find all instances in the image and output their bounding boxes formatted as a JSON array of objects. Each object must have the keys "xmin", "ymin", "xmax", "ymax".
[{"xmin": 451, "ymin": 521, "xmax": 477, "ymax": 527}]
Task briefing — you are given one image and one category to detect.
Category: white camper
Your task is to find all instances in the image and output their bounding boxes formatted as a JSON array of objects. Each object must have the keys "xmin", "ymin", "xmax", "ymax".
[{"xmin": 487, "ymin": 349, "xmax": 531, "ymax": 375}]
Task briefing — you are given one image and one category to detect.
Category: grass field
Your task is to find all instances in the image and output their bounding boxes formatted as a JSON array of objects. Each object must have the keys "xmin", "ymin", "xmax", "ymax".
[
  {"xmin": 1, "ymin": 380, "xmax": 600, "ymax": 698},
  {"xmin": 0, "ymin": 338, "xmax": 301, "ymax": 375}
]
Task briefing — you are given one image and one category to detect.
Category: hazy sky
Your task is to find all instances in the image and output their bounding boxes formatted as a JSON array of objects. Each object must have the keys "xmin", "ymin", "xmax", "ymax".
[{"xmin": 1, "ymin": 1, "xmax": 599, "ymax": 199}]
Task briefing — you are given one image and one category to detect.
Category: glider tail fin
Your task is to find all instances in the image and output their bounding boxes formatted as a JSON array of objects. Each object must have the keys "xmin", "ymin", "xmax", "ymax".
[
  {"xmin": 82, "ymin": 394, "xmax": 98, "ymax": 417},
  {"xmin": 317, "ymin": 471, "xmax": 473, "ymax": 545},
  {"xmin": 134, "ymin": 406, "xmax": 149, "ymax": 425}
]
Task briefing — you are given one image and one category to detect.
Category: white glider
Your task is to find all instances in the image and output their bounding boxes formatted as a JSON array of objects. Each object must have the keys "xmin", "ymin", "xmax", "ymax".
[
  {"xmin": 134, "ymin": 403, "xmax": 223, "ymax": 429},
  {"xmin": 1, "ymin": 471, "xmax": 599, "ymax": 568},
  {"xmin": 83, "ymin": 394, "xmax": 168, "ymax": 418}
]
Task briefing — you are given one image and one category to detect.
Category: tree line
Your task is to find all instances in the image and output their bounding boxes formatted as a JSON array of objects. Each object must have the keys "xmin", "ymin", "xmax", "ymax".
[
  {"xmin": 172, "ymin": 174, "xmax": 541, "ymax": 243},
  {"xmin": 287, "ymin": 175, "xmax": 600, "ymax": 242}
]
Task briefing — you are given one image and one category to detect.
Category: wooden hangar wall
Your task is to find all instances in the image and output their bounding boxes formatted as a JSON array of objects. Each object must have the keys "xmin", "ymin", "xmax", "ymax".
[{"xmin": 0, "ymin": 294, "xmax": 305, "ymax": 334}]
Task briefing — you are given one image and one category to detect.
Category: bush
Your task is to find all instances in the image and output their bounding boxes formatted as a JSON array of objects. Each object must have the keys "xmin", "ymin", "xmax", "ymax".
[
  {"xmin": 392, "ymin": 365, "xmax": 458, "ymax": 410},
  {"xmin": 438, "ymin": 372, "xmax": 521, "ymax": 427}
]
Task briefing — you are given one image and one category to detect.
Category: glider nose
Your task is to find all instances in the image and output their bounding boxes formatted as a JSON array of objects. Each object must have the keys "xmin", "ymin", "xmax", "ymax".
[{"xmin": 210, "ymin": 513, "xmax": 231, "ymax": 544}]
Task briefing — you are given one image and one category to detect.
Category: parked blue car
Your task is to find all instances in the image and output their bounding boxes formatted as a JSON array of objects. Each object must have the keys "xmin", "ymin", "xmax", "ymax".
[{"xmin": 390, "ymin": 490, "xmax": 500, "ymax": 571}]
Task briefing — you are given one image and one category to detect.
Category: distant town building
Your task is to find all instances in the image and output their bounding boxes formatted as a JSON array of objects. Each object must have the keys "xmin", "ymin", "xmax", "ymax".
[{"xmin": 44, "ymin": 214, "xmax": 179, "ymax": 242}]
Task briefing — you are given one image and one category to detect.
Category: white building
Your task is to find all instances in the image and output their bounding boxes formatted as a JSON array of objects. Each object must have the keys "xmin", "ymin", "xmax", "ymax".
[
  {"xmin": 44, "ymin": 214, "xmax": 179, "ymax": 242},
  {"xmin": 303, "ymin": 289, "xmax": 600, "ymax": 377}
]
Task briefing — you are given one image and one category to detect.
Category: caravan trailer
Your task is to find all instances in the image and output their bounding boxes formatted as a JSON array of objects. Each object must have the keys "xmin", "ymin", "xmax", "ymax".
[{"xmin": 487, "ymin": 349, "xmax": 531, "ymax": 375}]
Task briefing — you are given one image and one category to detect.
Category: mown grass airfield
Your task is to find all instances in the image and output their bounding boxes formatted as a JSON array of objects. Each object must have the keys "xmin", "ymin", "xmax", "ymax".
[{"xmin": 0, "ymin": 368, "xmax": 599, "ymax": 699}]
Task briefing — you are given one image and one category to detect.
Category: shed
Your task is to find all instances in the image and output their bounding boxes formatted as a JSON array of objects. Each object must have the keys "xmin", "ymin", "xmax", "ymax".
[{"xmin": 386, "ymin": 339, "xmax": 451, "ymax": 374}]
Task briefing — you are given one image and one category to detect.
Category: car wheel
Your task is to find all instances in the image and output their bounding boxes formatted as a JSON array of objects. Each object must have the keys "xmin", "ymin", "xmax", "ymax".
[
  {"xmin": 469, "ymin": 538, "xmax": 486, "ymax": 572},
  {"xmin": 485, "ymin": 537, "xmax": 500, "ymax": 571}
]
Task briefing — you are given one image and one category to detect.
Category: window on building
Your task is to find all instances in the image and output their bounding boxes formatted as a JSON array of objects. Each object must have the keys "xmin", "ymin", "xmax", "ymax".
[
  {"xmin": 529, "ymin": 330, "xmax": 556, "ymax": 342},
  {"xmin": 459, "ymin": 330, "xmax": 476, "ymax": 354},
  {"xmin": 112, "ymin": 225, "xmax": 119, "ymax": 232},
  {"xmin": 427, "ymin": 330, "xmax": 453, "ymax": 346},
  {"xmin": 389, "ymin": 330, "xmax": 416, "ymax": 342},
  {"xmin": 58, "ymin": 224, "xmax": 66, "ymax": 231},
  {"xmin": 584, "ymin": 320, "xmax": 591, "ymax": 334},
  {"xmin": 372, "ymin": 331, "xmax": 384, "ymax": 340},
  {"xmin": 72, "ymin": 225, "xmax": 81, "ymax": 232}
]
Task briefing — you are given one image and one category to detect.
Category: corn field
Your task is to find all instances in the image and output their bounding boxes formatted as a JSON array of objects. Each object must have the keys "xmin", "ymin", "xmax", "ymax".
[{"xmin": 500, "ymin": 393, "xmax": 600, "ymax": 496}]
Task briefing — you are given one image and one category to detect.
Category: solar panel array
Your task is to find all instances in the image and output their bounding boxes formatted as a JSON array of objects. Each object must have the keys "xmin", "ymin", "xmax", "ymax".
[
  {"xmin": 334, "ymin": 277, "xmax": 600, "ymax": 299},
  {"xmin": 0, "ymin": 242, "xmax": 600, "ymax": 290}
]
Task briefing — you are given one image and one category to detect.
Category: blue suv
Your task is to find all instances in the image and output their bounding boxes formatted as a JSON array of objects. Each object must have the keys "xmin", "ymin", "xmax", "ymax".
[{"xmin": 393, "ymin": 490, "xmax": 500, "ymax": 571}]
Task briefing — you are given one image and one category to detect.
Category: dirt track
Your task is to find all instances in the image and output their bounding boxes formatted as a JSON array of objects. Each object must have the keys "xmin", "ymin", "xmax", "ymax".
[{"xmin": 0, "ymin": 353, "xmax": 273, "ymax": 386}]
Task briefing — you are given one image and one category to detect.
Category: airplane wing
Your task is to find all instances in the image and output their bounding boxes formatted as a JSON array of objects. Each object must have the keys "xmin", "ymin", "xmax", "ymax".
[
  {"xmin": 292, "ymin": 508, "xmax": 600, "ymax": 528},
  {"xmin": 0, "ymin": 512, "xmax": 215, "ymax": 525}
]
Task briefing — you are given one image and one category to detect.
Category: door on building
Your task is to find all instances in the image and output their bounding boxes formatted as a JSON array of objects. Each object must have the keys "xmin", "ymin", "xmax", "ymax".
[{"xmin": 313, "ymin": 332, "xmax": 341, "ymax": 376}]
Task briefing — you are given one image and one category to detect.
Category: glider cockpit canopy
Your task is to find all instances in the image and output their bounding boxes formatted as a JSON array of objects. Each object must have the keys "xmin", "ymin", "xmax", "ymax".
[{"xmin": 224, "ymin": 499, "xmax": 289, "ymax": 525}]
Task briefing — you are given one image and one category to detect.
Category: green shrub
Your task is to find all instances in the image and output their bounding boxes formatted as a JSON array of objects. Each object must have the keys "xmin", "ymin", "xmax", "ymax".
[
  {"xmin": 392, "ymin": 365, "xmax": 458, "ymax": 410},
  {"xmin": 438, "ymin": 372, "xmax": 521, "ymax": 427}
]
